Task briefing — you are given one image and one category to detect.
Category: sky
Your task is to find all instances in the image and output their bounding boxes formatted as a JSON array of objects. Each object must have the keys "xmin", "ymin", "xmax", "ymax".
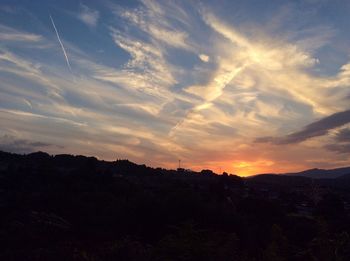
[{"xmin": 0, "ymin": 0, "xmax": 350, "ymax": 176}]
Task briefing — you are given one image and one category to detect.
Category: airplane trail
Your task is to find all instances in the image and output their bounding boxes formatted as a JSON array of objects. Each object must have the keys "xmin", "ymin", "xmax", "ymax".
[{"xmin": 49, "ymin": 14, "xmax": 72, "ymax": 72}]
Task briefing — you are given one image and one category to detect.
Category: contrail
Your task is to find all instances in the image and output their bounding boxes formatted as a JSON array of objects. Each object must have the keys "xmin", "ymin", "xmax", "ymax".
[{"xmin": 49, "ymin": 14, "xmax": 72, "ymax": 72}]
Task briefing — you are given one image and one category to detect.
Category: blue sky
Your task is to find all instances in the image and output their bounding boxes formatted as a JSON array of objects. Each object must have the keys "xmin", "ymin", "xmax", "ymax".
[{"xmin": 1, "ymin": 0, "xmax": 350, "ymax": 175}]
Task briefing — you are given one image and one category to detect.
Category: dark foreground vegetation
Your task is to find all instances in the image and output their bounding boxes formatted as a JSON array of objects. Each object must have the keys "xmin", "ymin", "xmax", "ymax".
[{"xmin": 1, "ymin": 151, "xmax": 350, "ymax": 261}]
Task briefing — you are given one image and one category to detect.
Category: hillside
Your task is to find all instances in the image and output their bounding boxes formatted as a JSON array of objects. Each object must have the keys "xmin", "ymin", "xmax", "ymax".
[{"xmin": 1, "ymin": 150, "xmax": 350, "ymax": 260}]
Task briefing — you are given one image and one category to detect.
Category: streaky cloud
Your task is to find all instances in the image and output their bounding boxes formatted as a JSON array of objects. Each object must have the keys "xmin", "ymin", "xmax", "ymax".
[
  {"xmin": 335, "ymin": 128, "xmax": 350, "ymax": 142},
  {"xmin": 256, "ymin": 109, "xmax": 350, "ymax": 144},
  {"xmin": 323, "ymin": 127, "xmax": 350, "ymax": 154},
  {"xmin": 0, "ymin": 24, "xmax": 43, "ymax": 42},
  {"xmin": 325, "ymin": 143, "xmax": 350, "ymax": 153}
]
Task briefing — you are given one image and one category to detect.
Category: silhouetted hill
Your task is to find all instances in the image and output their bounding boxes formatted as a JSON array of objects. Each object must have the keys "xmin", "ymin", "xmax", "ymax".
[
  {"xmin": 252, "ymin": 166, "xmax": 350, "ymax": 179},
  {"xmin": 1, "ymin": 150, "xmax": 350, "ymax": 261},
  {"xmin": 27, "ymin": 151, "xmax": 51, "ymax": 160},
  {"xmin": 286, "ymin": 166, "xmax": 350, "ymax": 179}
]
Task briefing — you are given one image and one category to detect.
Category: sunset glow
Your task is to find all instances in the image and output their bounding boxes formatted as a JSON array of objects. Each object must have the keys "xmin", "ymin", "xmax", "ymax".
[{"xmin": 1, "ymin": 0, "xmax": 350, "ymax": 175}]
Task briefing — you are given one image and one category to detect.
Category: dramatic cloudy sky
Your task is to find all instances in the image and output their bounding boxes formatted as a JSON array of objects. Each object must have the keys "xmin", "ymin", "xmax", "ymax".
[{"xmin": 1, "ymin": 0, "xmax": 350, "ymax": 175}]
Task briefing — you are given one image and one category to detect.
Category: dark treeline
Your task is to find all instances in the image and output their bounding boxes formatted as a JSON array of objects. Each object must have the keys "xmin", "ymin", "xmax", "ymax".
[{"xmin": 0, "ymin": 151, "xmax": 350, "ymax": 260}]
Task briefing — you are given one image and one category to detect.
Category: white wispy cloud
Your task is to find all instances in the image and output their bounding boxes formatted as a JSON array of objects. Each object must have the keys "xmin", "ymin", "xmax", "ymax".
[
  {"xmin": 115, "ymin": 0, "xmax": 195, "ymax": 51},
  {"xmin": 199, "ymin": 54, "xmax": 210, "ymax": 62},
  {"xmin": 78, "ymin": 4, "xmax": 99, "ymax": 28},
  {"xmin": 0, "ymin": 24, "xmax": 43, "ymax": 42}
]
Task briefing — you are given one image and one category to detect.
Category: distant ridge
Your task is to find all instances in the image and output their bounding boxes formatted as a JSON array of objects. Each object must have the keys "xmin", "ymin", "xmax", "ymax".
[
  {"xmin": 247, "ymin": 167, "xmax": 350, "ymax": 179},
  {"xmin": 285, "ymin": 166, "xmax": 350, "ymax": 179}
]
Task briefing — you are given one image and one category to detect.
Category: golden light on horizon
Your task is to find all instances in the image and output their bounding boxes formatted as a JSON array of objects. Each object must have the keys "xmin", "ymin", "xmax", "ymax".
[{"xmin": 230, "ymin": 160, "xmax": 275, "ymax": 177}]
